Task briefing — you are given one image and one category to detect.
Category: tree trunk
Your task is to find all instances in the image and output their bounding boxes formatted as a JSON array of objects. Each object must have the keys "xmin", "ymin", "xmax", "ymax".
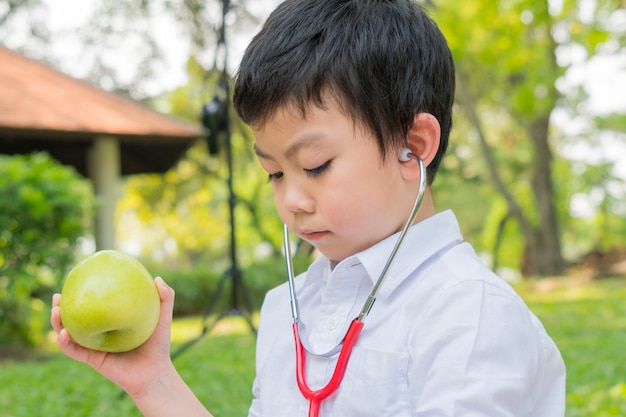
[
  {"xmin": 519, "ymin": 7, "xmax": 566, "ymax": 277},
  {"xmin": 524, "ymin": 115, "xmax": 566, "ymax": 276},
  {"xmin": 456, "ymin": 69, "xmax": 565, "ymax": 277}
]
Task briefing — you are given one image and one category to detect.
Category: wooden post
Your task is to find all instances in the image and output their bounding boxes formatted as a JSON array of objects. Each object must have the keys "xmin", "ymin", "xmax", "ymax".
[{"xmin": 87, "ymin": 136, "xmax": 120, "ymax": 250}]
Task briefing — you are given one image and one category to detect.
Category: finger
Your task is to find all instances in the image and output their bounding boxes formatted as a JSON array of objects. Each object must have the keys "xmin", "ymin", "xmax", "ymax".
[
  {"xmin": 52, "ymin": 293, "xmax": 61, "ymax": 307},
  {"xmin": 155, "ymin": 276, "xmax": 174, "ymax": 303},
  {"xmin": 53, "ymin": 302, "xmax": 103, "ymax": 367},
  {"xmin": 149, "ymin": 277, "xmax": 175, "ymax": 351},
  {"xmin": 56, "ymin": 328, "xmax": 94, "ymax": 365},
  {"xmin": 50, "ymin": 305, "xmax": 63, "ymax": 334},
  {"xmin": 154, "ymin": 277, "xmax": 175, "ymax": 320}
]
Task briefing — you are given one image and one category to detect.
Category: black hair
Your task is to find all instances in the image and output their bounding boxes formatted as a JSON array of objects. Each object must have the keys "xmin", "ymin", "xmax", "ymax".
[{"xmin": 233, "ymin": 0, "xmax": 455, "ymax": 183}]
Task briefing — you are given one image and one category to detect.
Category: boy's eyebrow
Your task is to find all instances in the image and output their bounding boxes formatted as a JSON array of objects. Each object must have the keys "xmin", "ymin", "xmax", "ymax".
[
  {"xmin": 254, "ymin": 132, "xmax": 326, "ymax": 160},
  {"xmin": 254, "ymin": 145, "xmax": 273, "ymax": 160}
]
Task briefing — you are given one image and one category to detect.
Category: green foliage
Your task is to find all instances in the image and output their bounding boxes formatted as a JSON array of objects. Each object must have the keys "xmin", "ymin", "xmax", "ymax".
[
  {"xmin": 116, "ymin": 135, "xmax": 284, "ymax": 268},
  {"xmin": 564, "ymin": 159, "xmax": 626, "ymax": 256},
  {"xmin": 435, "ymin": 0, "xmax": 561, "ymax": 118},
  {"xmin": 478, "ymin": 197, "xmax": 524, "ymax": 270},
  {"xmin": 0, "ymin": 153, "xmax": 93, "ymax": 348},
  {"xmin": 594, "ymin": 114, "xmax": 626, "ymax": 133},
  {"xmin": 119, "ymin": 60, "xmax": 286, "ymax": 268},
  {"xmin": 430, "ymin": 0, "xmax": 626, "ymax": 274},
  {"xmin": 148, "ymin": 254, "xmax": 312, "ymax": 317}
]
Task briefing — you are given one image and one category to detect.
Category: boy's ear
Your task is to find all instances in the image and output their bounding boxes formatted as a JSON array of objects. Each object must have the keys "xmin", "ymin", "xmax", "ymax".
[{"xmin": 404, "ymin": 112, "xmax": 440, "ymax": 167}]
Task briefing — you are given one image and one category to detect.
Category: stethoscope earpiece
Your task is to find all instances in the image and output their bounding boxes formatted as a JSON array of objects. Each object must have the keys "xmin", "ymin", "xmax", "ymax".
[{"xmin": 399, "ymin": 147, "xmax": 412, "ymax": 162}]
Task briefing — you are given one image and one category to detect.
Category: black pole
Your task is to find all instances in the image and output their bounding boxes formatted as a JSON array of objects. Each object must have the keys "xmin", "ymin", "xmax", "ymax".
[
  {"xmin": 170, "ymin": 0, "xmax": 256, "ymax": 361},
  {"xmin": 223, "ymin": 77, "xmax": 247, "ymax": 318}
]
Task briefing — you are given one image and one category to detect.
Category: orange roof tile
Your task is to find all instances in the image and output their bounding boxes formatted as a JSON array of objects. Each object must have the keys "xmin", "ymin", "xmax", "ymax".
[{"xmin": 0, "ymin": 45, "xmax": 202, "ymax": 175}]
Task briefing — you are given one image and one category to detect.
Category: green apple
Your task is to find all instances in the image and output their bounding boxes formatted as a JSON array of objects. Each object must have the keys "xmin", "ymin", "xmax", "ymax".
[{"xmin": 60, "ymin": 250, "xmax": 160, "ymax": 353}]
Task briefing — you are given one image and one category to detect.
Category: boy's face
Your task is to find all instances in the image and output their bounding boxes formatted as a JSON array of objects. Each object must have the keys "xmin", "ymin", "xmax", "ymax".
[{"xmin": 252, "ymin": 99, "xmax": 414, "ymax": 264}]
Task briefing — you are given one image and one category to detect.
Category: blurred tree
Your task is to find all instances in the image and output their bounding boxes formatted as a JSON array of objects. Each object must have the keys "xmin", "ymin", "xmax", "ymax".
[
  {"xmin": 4, "ymin": 0, "xmax": 624, "ymax": 277},
  {"xmin": 0, "ymin": 0, "xmax": 50, "ymax": 57},
  {"xmin": 0, "ymin": 153, "xmax": 93, "ymax": 348},
  {"xmin": 431, "ymin": 0, "xmax": 625, "ymax": 276},
  {"xmin": 0, "ymin": 0, "xmax": 273, "ymax": 99},
  {"xmin": 116, "ymin": 57, "xmax": 285, "ymax": 269},
  {"xmin": 52, "ymin": 0, "xmax": 267, "ymax": 100}
]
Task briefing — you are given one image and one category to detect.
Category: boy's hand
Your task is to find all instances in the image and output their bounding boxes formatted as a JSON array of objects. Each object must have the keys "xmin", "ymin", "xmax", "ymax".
[{"xmin": 50, "ymin": 277, "xmax": 176, "ymax": 398}]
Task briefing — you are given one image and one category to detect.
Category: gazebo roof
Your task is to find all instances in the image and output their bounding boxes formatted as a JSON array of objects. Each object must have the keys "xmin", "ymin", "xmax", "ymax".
[{"xmin": 0, "ymin": 45, "xmax": 201, "ymax": 175}]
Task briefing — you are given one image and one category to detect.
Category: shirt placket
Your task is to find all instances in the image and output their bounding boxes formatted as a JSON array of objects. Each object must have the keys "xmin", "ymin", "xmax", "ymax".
[{"xmin": 305, "ymin": 262, "xmax": 366, "ymax": 389}]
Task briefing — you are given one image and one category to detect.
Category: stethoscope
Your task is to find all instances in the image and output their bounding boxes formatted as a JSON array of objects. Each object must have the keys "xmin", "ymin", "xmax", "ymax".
[{"xmin": 282, "ymin": 151, "xmax": 427, "ymax": 417}]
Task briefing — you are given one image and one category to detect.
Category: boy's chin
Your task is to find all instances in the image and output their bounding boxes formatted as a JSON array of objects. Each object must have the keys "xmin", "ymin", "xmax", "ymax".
[{"xmin": 319, "ymin": 250, "xmax": 358, "ymax": 269}]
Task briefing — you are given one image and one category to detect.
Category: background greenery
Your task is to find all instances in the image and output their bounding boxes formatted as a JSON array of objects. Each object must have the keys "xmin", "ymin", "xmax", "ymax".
[
  {"xmin": 0, "ymin": 154, "xmax": 93, "ymax": 348},
  {"xmin": 148, "ymin": 254, "xmax": 311, "ymax": 317},
  {"xmin": 3, "ymin": 0, "xmax": 624, "ymax": 277},
  {"xmin": 0, "ymin": 1, "xmax": 624, "ymax": 415},
  {"xmin": 0, "ymin": 277, "xmax": 624, "ymax": 417},
  {"xmin": 1, "ymin": 0, "xmax": 624, "ymax": 349}
]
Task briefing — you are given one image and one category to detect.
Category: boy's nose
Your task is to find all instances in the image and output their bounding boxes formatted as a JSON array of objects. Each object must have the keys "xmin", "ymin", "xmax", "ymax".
[{"xmin": 283, "ymin": 182, "xmax": 315, "ymax": 214}]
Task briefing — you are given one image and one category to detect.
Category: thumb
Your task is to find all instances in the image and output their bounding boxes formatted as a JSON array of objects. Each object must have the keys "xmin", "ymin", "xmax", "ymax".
[
  {"xmin": 154, "ymin": 276, "xmax": 175, "ymax": 324},
  {"xmin": 143, "ymin": 276, "xmax": 176, "ymax": 355}
]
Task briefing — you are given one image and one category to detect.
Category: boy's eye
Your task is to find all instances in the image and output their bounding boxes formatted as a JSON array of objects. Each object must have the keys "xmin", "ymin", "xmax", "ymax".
[
  {"xmin": 304, "ymin": 160, "xmax": 331, "ymax": 177},
  {"xmin": 267, "ymin": 171, "xmax": 284, "ymax": 182}
]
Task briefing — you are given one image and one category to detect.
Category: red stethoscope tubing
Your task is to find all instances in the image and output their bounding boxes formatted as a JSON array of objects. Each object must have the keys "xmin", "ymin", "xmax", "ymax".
[{"xmin": 293, "ymin": 319, "xmax": 365, "ymax": 417}]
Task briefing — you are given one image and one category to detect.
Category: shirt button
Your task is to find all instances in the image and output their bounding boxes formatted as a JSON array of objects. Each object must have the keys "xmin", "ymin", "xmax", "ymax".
[{"xmin": 326, "ymin": 316, "xmax": 339, "ymax": 330}]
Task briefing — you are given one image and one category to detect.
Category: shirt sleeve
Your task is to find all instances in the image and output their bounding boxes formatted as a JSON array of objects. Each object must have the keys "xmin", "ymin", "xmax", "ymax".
[
  {"xmin": 246, "ymin": 377, "xmax": 261, "ymax": 417},
  {"xmin": 410, "ymin": 279, "xmax": 565, "ymax": 417}
]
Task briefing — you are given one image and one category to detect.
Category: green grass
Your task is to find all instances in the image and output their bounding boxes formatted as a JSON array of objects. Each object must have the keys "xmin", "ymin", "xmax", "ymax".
[
  {"xmin": 0, "ymin": 277, "xmax": 624, "ymax": 416},
  {"xmin": 516, "ymin": 277, "xmax": 626, "ymax": 417},
  {"xmin": 0, "ymin": 317, "xmax": 256, "ymax": 417}
]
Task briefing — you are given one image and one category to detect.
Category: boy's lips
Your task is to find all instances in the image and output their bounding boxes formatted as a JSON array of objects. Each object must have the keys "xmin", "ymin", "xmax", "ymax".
[{"xmin": 299, "ymin": 230, "xmax": 328, "ymax": 241}]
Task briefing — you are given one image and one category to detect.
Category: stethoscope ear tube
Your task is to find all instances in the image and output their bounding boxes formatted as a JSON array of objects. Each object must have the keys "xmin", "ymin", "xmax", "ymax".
[
  {"xmin": 284, "ymin": 224, "xmax": 300, "ymax": 322},
  {"xmin": 357, "ymin": 152, "xmax": 427, "ymax": 320}
]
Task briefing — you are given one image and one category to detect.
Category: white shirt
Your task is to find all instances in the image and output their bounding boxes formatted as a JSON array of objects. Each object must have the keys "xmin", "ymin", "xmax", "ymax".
[{"xmin": 247, "ymin": 210, "xmax": 565, "ymax": 417}]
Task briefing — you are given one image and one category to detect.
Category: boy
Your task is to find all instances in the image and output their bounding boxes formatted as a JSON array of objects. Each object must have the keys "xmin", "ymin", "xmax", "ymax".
[{"xmin": 51, "ymin": 0, "xmax": 566, "ymax": 416}]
